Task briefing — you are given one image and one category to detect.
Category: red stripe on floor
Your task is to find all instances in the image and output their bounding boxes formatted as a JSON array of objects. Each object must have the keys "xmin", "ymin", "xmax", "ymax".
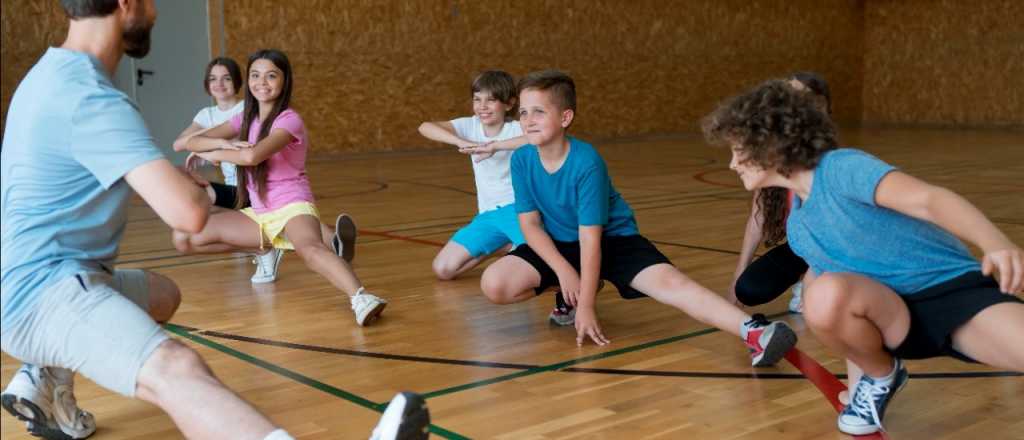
[{"xmin": 784, "ymin": 348, "xmax": 890, "ymax": 439}]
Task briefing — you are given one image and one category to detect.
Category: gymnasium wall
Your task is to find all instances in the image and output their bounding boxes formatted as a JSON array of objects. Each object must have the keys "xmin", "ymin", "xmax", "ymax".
[
  {"xmin": 862, "ymin": 0, "xmax": 1024, "ymax": 127},
  {"xmin": 2, "ymin": 1, "xmax": 1019, "ymax": 152},
  {"xmin": 219, "ymin": 0, "xmax": 863, "ymax": 153},
  {"xmin": 0, "ymin": 1, "xmax": 65, "ymax": 137}
]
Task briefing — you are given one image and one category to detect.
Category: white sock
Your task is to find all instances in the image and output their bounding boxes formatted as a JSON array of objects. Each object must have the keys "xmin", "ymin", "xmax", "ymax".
[
  {"xmin": 352, "ymin": 286, "xmax": 366, "ymax": 298},
  {"xmin": 740, "ymin": 316, "xmax": 754, "ymax": 340},
  {"xmin": 870, "ymin": 359, "xmax": 899, "ymax": 385},
  {"xmin": 263, "ymin": 429, "xmax": 294, "ymax": 440}
]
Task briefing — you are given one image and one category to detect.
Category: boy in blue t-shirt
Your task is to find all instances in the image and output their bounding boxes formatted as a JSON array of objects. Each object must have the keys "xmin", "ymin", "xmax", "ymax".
[
  {"xmin": 480, "ymin": 70, "xmax": 797, "ymax": 368},
  {"xmin": 703, "ymin": 79, "xmax": 1023, "ymax": 436}
]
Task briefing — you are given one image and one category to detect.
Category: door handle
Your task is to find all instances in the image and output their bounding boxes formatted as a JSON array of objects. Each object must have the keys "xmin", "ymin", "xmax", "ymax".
[{"xmin": 137, "ymin": 68, "xmax": 155, "ymax": 86}]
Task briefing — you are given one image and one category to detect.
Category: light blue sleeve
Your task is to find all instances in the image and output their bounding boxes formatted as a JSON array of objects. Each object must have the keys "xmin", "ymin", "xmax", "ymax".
[
  {"xmin": 511, "ymin": 148, "xmax": 538, "ymax": 214},
  {"xmin": 577, "ymin": 159, "xmax": 611, "ymax": 227},
  {"xmin": 71, "ymin": 89, "xmax": 164, "ymax": 189},
  {"xmin": 826, "ymin": 149, "xmax": 897, "ymax": 206}
]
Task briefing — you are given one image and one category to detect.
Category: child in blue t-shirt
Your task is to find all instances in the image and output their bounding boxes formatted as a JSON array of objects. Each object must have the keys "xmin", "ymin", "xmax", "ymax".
[
  {"xmin": 703, "ymin": 79, "xmax": 1023, "ymax": 436},
  {"xmin": 480, "ymin": 70, "xmax": 797, "ymax": 369}
]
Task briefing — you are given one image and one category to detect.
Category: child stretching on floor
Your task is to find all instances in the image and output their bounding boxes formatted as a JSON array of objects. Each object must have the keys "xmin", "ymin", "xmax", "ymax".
[
  {"xmin": 480, "ymin": 70, "xmax": 797, "ymax": 369},
  {"xmin": 703, "ymin": 79, "xmax": 1023, "ymax": 435},
  {"xmin": 174, "ymin": 49, "xmax": 386, "ymax": 326},
  {"xmin": 418, "ymin": 71, "xmax": 528, "ymax": 281}
]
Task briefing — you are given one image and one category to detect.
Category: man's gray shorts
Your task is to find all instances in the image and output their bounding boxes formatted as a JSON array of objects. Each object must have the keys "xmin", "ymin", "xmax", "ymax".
[{"xmin": 1, "ymin": 270, "xmax": 169, "ymax": 397}]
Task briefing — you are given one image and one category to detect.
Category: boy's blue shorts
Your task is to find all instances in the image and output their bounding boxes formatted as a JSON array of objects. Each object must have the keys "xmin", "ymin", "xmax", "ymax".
[{"xmin": 451, "ymin": 204, "xmax": 525, "ymax": 257}]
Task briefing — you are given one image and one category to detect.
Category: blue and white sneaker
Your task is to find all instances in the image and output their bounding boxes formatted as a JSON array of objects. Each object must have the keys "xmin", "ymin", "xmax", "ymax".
[{"xmin": 837, "ymin": 358, "xmax": 909, "ymax": 435}]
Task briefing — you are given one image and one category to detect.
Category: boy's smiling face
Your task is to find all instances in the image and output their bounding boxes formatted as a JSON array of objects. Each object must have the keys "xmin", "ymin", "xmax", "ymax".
[
  {"xmin": 473, "ymin": 91, "xmax": 511, "ymax": 127},
  {"xmin": 519, "ymin": 88, "xmax": 574, "ymax": 148}
]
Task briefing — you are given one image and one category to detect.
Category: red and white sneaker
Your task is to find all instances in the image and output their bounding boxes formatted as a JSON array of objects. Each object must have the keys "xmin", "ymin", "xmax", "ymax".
[{"xmin": 742, "ymin": 313, "xmax": 797, "ymax": 367}]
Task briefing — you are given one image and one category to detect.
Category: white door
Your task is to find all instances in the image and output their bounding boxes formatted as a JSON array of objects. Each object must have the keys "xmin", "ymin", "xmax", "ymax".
[{"xmin": 114, "ymin": 0, "xmax": 212, "ymax": 164}]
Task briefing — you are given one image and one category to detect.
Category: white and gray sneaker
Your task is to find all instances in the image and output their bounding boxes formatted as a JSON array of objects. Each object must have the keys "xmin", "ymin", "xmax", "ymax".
[
  {"xmin": 251, "ymin": 248, "xmax": 284, "ymax": 284},
  {"xmin": 369, "ymin": 392, "xmax": 430, "ymax": 440},
  {"xmin": 351, "ymin": 289, "xmax": 387, "ymax": 326},
  {"xmin": 789, "ymin": 281, "xmax": 804, "ymax": 314},
  {"xmin": 1, "ymin": 364, "xmax": 96, "ymax": 440},
  {"xmin": 333, "ymin": 213, "xmax": 358, "ymax": 263}
]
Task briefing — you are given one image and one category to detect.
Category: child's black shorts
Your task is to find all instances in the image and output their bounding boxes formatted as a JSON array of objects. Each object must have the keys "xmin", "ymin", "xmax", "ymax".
[
  {"xmin": 209, "ymin": 182, "xmax": 249, "ymax": 209},
  {"xmin": 888, "ymin": 271, "xmax": 1023, "ymax": 362},
  {"xmin": 508, "ymin": 234, "xmax": 673, "ymax": 299}
]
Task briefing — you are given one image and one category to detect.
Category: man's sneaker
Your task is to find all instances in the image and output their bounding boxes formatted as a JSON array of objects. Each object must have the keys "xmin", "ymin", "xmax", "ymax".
[
  {"xmin": 1, "ymin": 364, "xmax": 96, "ymax": 440},
  {"xmin": 837, "ymin": 359, "xmax": 909, "ymax": 435},
  {"xmin": 742, "ymin": 313, "xmax": 798, "ymax": 367},
  {"xmin": 549, "ymin": 291, "xmax": 576, "ymax": 326},
  {"xmin": 251, "ymin": 248, "xmax": 283, "ymax": 283},
  {"xmin": 333, "ymin": 213, "xmax": 357, "ymax": 263},
  {"xmin": 547, "ymin": 280, "xmax": 605, "ymax": 326},
  {"xmin": 369, "ymin": 392, "xmax": 430, "ymax": 440},
  {"xmin": 351, "ymin": 289, "xmax": 387, "ymax": 326},
  {"xmin": 788, "ymin": 281, "xmax": 804, "ymax": 314}
]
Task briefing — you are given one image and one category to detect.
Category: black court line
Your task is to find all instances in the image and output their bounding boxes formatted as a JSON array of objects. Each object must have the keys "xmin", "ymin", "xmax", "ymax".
[
  {"xmin": 200, "ymin": 330, "xmax": 538, "ymax": 370},
  {"xmin": 649, "ymin": 240, "xmax": 741, "ymax": 256},
  {"xmin": 164, "ymin": 324, "xmax": 469, "ymax": 439},
  {"xmin": 133, "ymin": 255, "xmax": 248, "ymax": 270},
  {"xmin": 193, "ymin": 326, "xmax": 1022, "ymax": 381},
  {"xmin": 389, "ymin": 178, "xmax": 477, "ymax": 196}
]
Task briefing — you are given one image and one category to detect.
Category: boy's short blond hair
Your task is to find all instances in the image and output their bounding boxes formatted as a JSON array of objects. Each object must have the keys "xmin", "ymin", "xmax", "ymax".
[{"xmin": 517, "ymin": 70, "xmax": 576, "ymax": 112}]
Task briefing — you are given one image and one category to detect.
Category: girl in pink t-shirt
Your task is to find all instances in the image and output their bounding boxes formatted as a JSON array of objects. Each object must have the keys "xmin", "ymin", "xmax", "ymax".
[{"xmin": 176, "ymin": 49, "xmax": 387, "ymax": 326}]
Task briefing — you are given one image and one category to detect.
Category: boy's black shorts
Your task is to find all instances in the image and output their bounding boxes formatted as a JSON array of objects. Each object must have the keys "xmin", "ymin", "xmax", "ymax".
[
  {"xmin": 508, "ymin": 234, "xmax": 672, "ymax": 299},
  {"xmin": 209, "ymin": 182, "xmax": 249, "ymax": 209},
  {"xmin": 888, "ymin": 271, "xmax": 1023, "ymax": 362}
]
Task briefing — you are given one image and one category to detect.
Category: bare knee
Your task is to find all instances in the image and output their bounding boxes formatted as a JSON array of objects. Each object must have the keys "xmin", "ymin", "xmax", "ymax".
[
  {"xmin": 480, "ymin": 269, "xmax": 518, "ymax": 304},
  {"xmin": 432, "ymin": 256, "xmax": 459, "ymax": 281},
  {"xmin": 293, "ymin": 243, "xmax": 326, "ymax": 265},
  {"xmin": 803, "ymin": 273, "xmax": 850, "ymax": 332},
  {"xmin": 147, "ymin": 272, "xmax": 181, "ymax": 323},
  {"xmin": 136, "ymin": 340, "xmax": 213, "ymax": 403}
]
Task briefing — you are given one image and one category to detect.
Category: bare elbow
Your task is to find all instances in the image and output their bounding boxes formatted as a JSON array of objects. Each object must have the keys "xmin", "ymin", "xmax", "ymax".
[{"xmin": 417, "ymin": 122, "xmax": 430, "ymax": 135}]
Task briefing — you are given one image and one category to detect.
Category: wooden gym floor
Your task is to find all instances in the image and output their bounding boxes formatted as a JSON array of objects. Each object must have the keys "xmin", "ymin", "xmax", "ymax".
[{"xmin": 2, "ymin": 127, "xmax": 1023, "ymax": 439}]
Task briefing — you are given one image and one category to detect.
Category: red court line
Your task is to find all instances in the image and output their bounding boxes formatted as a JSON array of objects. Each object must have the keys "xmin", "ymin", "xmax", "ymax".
[
  {"xmin": 785, "ymin": 348, "xmax": 889, "ymax": 439},
  {"xmin": 359, "ymin": 229, "xmax": 446, "ymax": 248},
  {"xmin": 692, "ymin": 169, "xmax": 743, "ymax": 189}
]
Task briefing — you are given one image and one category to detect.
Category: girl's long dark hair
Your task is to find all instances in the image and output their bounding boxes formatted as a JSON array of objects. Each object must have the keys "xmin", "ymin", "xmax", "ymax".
[
  {"xmin": 235, "ymin": 49, "xmax": 293, "ymax": 209},
  {"xmin": 756, "ymin": 187, "xmax": 789, "ymax": 247}
]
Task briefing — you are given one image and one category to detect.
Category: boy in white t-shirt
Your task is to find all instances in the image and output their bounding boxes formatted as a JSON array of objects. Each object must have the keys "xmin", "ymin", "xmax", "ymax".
[{"xmin": 418, "ymin": 70, "xmax": 528, "ymax": 281}]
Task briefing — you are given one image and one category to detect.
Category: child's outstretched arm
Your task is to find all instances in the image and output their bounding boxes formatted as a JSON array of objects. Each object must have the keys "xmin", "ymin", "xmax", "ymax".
[
  {"xmin": 198, "ymin": 128, "xmax": 292, "ymax": 167},
  {"xmin": 577, "ymin": 224, "xmax": 609, "ymax": 346},
  {"xmin": 729, "ymin": 193, "xmax": 765, "ymax": 303},
  {"xmin": 875, "ymin": 171, "xmax": 1023, "ymax": 294},
  {"xmin": 173, "ymin": 121, "xmax": 207, "ymax": 151},
  {"xmin": 418, "ymin": 120, "xmax": 477, "ymax": 149}
]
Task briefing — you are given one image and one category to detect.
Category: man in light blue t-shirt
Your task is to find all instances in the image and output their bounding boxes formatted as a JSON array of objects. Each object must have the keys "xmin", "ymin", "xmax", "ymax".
[{"xmin": 1, "ymin": 2, "xmax": 428, "ymax": 440}]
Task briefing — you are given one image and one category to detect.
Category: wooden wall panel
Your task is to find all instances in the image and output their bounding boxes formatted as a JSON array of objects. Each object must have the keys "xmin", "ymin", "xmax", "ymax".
[
  {"xmin": 220, "ymin": 0, "xmax": 864, "ymax": 153},
  {"xmin": 0, "ymin": 0, "xmax": 66, "ymax": 136},
  {"xmin": 863, "ymin": 0, "xmax": 1024, "ymax": 127}
]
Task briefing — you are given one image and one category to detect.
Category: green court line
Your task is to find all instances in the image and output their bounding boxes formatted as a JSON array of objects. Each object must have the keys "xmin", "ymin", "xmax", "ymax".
[
  {"xmin": 164, "ymin": 324, "xmax": 469, "ymax": 440},
  {"xmin": 421, "ymin": 311, "xmax": 790, "ymax": 400}
]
